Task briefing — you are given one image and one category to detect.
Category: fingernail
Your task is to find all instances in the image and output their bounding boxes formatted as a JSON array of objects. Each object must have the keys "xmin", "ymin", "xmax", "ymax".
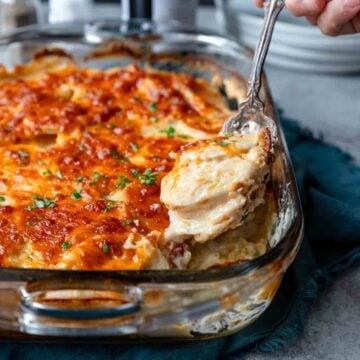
[{"xmin": 344, "ymin": 0, "xmax": 360, "ymax": 8}]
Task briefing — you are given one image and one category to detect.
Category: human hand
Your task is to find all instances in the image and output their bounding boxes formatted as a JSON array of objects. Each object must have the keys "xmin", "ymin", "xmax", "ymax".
[{"xmin": 254, "ymin": 0, "xmax": 360, "ymax": 36}]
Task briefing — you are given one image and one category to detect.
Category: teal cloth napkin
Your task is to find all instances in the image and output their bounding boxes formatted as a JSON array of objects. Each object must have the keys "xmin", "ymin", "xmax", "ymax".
[{"xmin": 1, "ymin": 115, "xmax": 359, "ymax": 360}]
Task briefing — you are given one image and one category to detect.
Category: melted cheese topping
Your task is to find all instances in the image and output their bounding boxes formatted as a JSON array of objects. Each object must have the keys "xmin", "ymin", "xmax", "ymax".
[{"xmin": 0, "ymin": 55, "xmax": 272, "ymax": 270}]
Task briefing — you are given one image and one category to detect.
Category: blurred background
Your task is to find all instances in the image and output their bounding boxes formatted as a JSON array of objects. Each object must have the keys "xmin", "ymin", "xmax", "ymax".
[
  {"xmin": 0, "ymin": 0, "xmax": 358, "ymax": 159},
  {"xmin": 2, "ymin": 0, "xmax": 360, "ymax": 74}
]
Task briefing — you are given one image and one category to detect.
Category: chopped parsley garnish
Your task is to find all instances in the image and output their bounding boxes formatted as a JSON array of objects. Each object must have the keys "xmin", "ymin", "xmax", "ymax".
[
  {"xmin": 90, "ymin": 172, "xmax": 102, "ymax": 185},
  {"xmin": 122, "ymin": 219, "xmax": 133, "ymax": 226},
  {"xmin": 26, "ymin": 195, "xmax": 56, "ymax": 211},
  {"xmin": 0, "ymin": 196, "xmax": 5, "ymax": 202},
  {"xmin": 17, "ymin": 150, "xmax": 29, "ymax": 159},
  {"xmin": 131, "ymin": 168, "xmax": 157, "ymax": 185},
  {"xmin": 142, "ymin": 169, "xmax": 157, "ymax": 185},
  {"xmin": 130, "ymin": 142, "xmax": 139, "ymax": 152},
  {"xmin": 116, "ymin": 176, "xmax": 131, "ymax": 189},
  {"xmin": 26, "ymin": 221, "xmax": 36, "ymax": 227},
  {"xmin": 61, "ymin": 241, "xmax": 71, "ymax": 250},
  {"xmin": 161, "ymin": 126, "xmax": 176, "ymax": 138},
  {"xmin": 131, "ymin": 169, "xmax": 140, "ymax": 178},
  {"xmin": 70, "ymin": 189, "xmax": 82, "ymax": 200},
  {"xmin": 110, "ymin": 149, "xmax": 119, "ymax": 160},
  {"xmin": 149, "ymin": 102, "xmax": 158, "ymax": 112},
  {"xmin": 160, "ymin": 126, "xmax": 189, "ymax": 139},
  {"xmin": 42, "ymin": 169, "xmax": 52, "ymax": 176},
  {"xmin": 54, "ymin": 171, "xmax": 64, "ymax": 179},
  {"xmin": 80, "ymin": 143, "xmax": 87, "ymax": 151},
  {"xmin": 219, "ymin": 140, "xmax": 230, "ymax": 147},
  {"xmin": 107, "ymin": 123, "xmax": 116, "ymax": 129},
  {"xmin": 150, "ymin": 116, "xmax": 158, "ymax": 123},
  {"xmin": 211, "ymin": 139, "xmax": 230, "ymax": 147},
  {"xmin": 74, "ymin": 176, "xmax": 84, "ymax": 183},
  {"xmin": 102, "ymin": 242, "xmax": 110, "ymax": 254},
  {"xmin": 90, "ymin": 172, "xmax": 108, "ymax": 185},
  {"xmin": 120, "ymin": 154, "xmax": 129, "ymax": 163},
  {"xmin": 104, "ymin": 203, "xmax": 117, "ymax": 212}
]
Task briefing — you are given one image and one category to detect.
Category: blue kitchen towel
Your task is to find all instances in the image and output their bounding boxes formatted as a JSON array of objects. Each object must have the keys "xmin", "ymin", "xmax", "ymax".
[{"xmin": 0, "ymin": 115, "xmax": 359, "ymax": 359}]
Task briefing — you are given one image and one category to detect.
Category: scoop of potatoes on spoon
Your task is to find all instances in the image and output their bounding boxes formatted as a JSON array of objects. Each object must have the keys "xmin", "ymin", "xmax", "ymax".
[{"xmin": 221, "ymin": 0, "xmax": 285, "ymax": 142}]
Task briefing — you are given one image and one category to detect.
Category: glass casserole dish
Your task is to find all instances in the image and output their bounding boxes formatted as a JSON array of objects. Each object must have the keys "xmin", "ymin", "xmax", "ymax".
[{"xmin": 0, "ymin": 20, "xmax": 303, "ymax": 340}]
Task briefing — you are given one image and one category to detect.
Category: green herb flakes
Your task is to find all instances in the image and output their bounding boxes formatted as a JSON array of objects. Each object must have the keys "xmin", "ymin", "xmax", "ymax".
[
  {"xmin": 26, "ymin": 195, "xmax": 56, "ymax": 211},
  {"xmin": 120, "ymin": 154, "xmax": 129, "ymax": 163},
  {"xmin": 110, "ymin": 149, "xmax": 119, "ymax": 160},
  {"xmin": 161, "ymin": 126, "xmax": 176, "ymax": 138},
  {"xmin": 149, "ymin": 102, "xmax": 158, "ymax": 112},
  {"xmin": 102, "ymin": 242, "xmax": 110, "ymax": 254},
  {"xmin": 54, "ymin": 171, "xmax": 64, "ymax": 179},
  {"xmin": 90, "ymin": 172, "xmax": 108, "ymax": 185},
  {"xmin": 74, "ymin": 176, "xmax": 84, "ymax": 183},
  {"xmin": 26, "ymin": 221, "xmax": 36, "ymax": 227},
  {"xmin": 150, "ymin": 116, "xmax": 158, "ymax": 123},
  {"xmin": 211, "ymin": 139, "xmax": 230, "ymax": 147},
  {"xmin": 42, "ymin": 169, "xmax": 52, "ymax": 176},
  {"xmin": 131, "ymin": 169, "xmax": 139, "ymax": 178},
  {"xmin": 132, "ymin": 168, "xmax": 157, "ymax": 185},
  {"xmin": 122, "ymin": 220, "xmax": 133, "ymax": 226},
  {"xmin": 70, "ymin": 189, "xmax": 82, "ymax": 200},
  {"xmin": 17, "ymin": 150, "xmax": 29, "ymax": 159},
  {"xmin": 61, "ymin": 242, "xmax": 71, "ymax": 250},
  {"xmin": 130, "ymin": 142, "xmax": 139, "ymax": 152},
  {"xmin": 141, "ymin": 169, "xmax": 157, "ymax": 185},
  {"xmin": 104, "ymin": 203, "xmax": 117, "ymax": 212},
  {"xmin": 116, "ymin": 176, "xmax": 131, "ymax": 189}
]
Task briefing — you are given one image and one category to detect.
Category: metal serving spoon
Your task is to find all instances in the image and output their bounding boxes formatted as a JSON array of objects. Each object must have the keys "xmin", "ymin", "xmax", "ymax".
[{"xmin": 221, "ymin": 0, "xmax": 285, "ymax": 138}]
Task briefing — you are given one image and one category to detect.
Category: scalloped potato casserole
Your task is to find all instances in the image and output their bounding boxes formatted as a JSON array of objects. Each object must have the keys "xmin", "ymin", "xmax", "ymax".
[{"xmin": 0, "ymin": 54, "xmax": 274, "ymax": 270}]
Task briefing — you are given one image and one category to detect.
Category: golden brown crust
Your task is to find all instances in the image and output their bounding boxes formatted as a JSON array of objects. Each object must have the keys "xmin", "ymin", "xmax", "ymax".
[{"xmin": 0, "ymin": 56, "xmax": 239, "ymax": 270}]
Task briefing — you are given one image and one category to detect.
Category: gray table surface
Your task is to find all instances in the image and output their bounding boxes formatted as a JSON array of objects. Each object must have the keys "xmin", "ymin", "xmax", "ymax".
[{"xmin": 198, "ymin": 6, "xmax": 360, "ymax": 360}]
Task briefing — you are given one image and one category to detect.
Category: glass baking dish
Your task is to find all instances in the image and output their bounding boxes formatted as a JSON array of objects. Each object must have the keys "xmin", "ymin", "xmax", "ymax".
[{"xmin": 0, "ymin": 20, "xmax": 303, "ymax": 340}]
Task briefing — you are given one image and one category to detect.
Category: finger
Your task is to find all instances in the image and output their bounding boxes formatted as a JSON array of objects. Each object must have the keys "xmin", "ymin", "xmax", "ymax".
[
  {"xmin": 254, "ymin": 0, "xmax": 265, "ymax": 7},
  {"xmin": 306, "ymin": 14, "xmax": 320, "ymax": 25},
  {"xmin": 286, "ymin": 0, "xmax": 327, "ymax": 17},
  {"xmin": 317, "ymin": 0, "xmax": 360, "ymax": 35},
  {"xmin": 336, "ymin": 10, "xmax": 360, "ymax": 34},
  {"xmin": 351, "ymin": 10, "xmax": 360, "ymax": 32}
]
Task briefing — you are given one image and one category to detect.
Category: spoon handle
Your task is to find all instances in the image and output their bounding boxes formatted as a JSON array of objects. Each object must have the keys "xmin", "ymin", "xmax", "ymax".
[{"xmin": 247, "ymin": 0, "xmax": 285, "ymax": 108}]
